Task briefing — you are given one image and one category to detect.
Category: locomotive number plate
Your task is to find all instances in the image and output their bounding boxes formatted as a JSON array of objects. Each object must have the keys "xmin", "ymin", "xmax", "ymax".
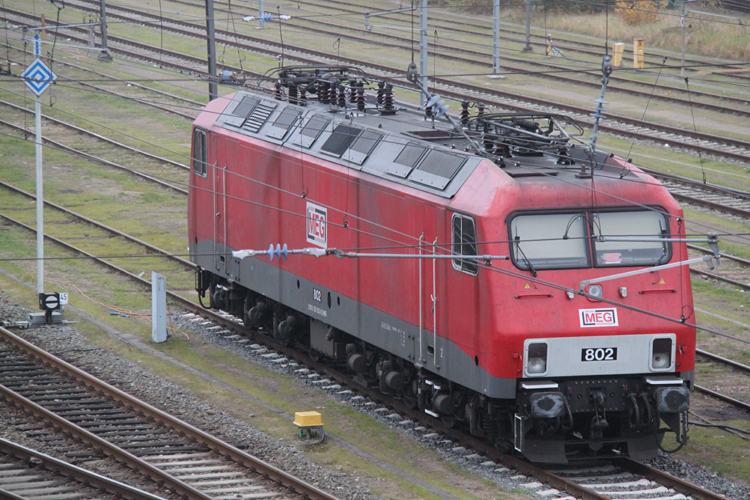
[{"xmin": 581, "ymin": 347, "xmax": 618, "ymax": 362}]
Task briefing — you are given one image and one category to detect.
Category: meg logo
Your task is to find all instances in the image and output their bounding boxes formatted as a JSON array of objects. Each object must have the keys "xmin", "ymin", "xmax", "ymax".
[
  {"xmin": 579, "ymin": 308, "xmax": 618, "ymax": 328},
  {"xmin": 306, "ymin": 202, "xmax": 327, "ymax": 248}
]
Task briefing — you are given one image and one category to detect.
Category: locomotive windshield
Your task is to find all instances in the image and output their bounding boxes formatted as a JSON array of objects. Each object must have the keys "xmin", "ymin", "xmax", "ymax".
[
  {"xmin": 511, "ymin": 213, "xmax": 589, "ymax": 270},
  {"xmin": 510, "ymin": 209, "xmax": 671, "ymax": 271},
  {"xmin": 592, "ymin": 211, "xmax": 670, "ymax": 266}
]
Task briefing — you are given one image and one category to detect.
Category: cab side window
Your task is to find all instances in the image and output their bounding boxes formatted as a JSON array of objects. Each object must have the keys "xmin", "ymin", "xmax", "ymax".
[
  {"xmin": 193, "ymin": 129, "xmax": 207, "ymax": 177},
  {"xmin": 452, "ymin": 213, "xmax": 478, "ymax": 275}
]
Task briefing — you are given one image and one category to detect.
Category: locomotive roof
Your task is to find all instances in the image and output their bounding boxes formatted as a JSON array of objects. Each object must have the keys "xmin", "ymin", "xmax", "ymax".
[{"xmin": 208, "ymin": 79, "xmax": 628, "ymax": 199}]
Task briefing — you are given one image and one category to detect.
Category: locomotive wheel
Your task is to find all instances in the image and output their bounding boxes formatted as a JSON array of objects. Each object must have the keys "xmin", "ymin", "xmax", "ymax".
[
  {"xmin": 308, "ymin": 347, "xmax": 320, "ymax": 362},
  {"xmin": 402, "ymin": 376, "xmax": 418, "ymax": 409},
  {"xmin": 242, "ymin": 294, "xmax": 253, "ymax": 326},
  {"xmin": 441, "ymin": 415, "xmax": 457, "ymax": 429}
]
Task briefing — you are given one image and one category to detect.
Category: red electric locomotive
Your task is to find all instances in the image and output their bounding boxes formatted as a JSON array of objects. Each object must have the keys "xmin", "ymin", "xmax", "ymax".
[{"xmin": 189, "ymin": 64, "xmax": 704, "ymax": 463}]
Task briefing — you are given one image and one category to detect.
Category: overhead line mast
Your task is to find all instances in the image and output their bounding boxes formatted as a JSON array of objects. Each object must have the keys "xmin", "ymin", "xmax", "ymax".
[{"xmin": 205, "ymin": 0, "xmax": 218, "ymax": 101}]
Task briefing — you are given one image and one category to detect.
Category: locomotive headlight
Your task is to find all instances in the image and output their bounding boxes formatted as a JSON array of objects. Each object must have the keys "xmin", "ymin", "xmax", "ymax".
[
  {"xmin": 651, "ymin": 338, "xmax": 673, "ymax": 369},
  {"xmin": 527, "ymin": 343, "xmax": 548, "ymax": 375},
  {"xmin": 587, "ymin": 284, "xmax": 603, "ymax": 299}
]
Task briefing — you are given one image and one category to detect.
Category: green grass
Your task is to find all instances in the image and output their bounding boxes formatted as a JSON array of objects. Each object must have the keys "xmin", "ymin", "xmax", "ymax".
[{"xmin": 677, "ymin": 420, "xmax": 750, "ymax": 479}]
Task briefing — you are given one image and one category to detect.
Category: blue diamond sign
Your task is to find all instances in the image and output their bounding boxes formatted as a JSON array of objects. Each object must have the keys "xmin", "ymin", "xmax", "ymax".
[{"xmin": 21, "ymin": 58, "xmax": 57, "ymax": 96}]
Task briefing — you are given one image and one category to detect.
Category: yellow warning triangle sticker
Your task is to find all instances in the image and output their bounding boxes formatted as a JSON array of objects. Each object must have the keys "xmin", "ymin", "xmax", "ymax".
[
  {"xmin": 524, "ymin": 283, "xmax": 531, "ymax": 289},
  {"xmin": 659, "ymin": 279, "xmax": 666, "ymax": 284}
]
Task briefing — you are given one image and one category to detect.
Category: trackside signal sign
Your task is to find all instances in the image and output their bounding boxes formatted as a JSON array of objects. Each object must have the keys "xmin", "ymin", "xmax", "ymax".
[
  {"xmin": 579, "ymin": 308, "xmax": 618, "ymax": 328},
  {"xmin": 306, "ymin": 202, "xmax": 327, "ymax": 248}
]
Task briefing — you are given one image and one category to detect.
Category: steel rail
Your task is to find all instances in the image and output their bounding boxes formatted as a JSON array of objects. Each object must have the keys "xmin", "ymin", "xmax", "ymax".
[
  {"xmin": 164, "ymin": 0, "xmax": 750, "ymax": 94},
  {"xmin": 8, "ymin": 30, "xmax": 750, "ymax": 223},
  {"xmin": 193, "ymin": 307, "xmax": 740, "ymax": 500},
  {"xmin": 688, "ymin": 244, "xmax": 750, "ymax": 267},
  {"xmin": 695, "ymin": 384, "xmax": 750, "ymax": 412},
  {"xmin": 0, "ymin": 326, "xmax": 341, "ymax": 500},
  {"xmin": 159, "ymin": 0, "xmax": 750, "ymax": 115},
  {"xmin": 186, "ymin": 317, "xmax": 614, "ymax": 500},
  {"xmin": 669, "ymin": 191, "xmax": 750, "ymax": 219},
  {"xmin": 283, "ymin": 0, "xmax": 750, "ymax": 81},
  {"xmin": 0, "ymin": 41, "xmax": 206, "ymax": 107},
  {"xmin": 0, "ymin": 211, "xmax": 195, "ymax": 305},
  {"xmin": 63, "ymin": 0, "xmax": 750, "ymax": 126},
  {"xmin": 0, "ymin": 380, "xmax": 214, "ymax": 500},
  {"xmin": 0, "ymin": 98, "xmax": 189, "ymax": 170},
  {"xmin": 95, "ymin": 8, "xmax": 750, "ymax": 162},
  {"xmin": 690, "ymin": 267, "xmax": 750, "ymax": 290},
  {"xmin": 697, "ymin": 348, "xmax": 750, "ymax": 373},
  {"xmin": 642, "ymin": 167, "xmax": 750, "ymax": 200},
  {"xmin": 617, "ymin": 458, "xmax": 731, "ymax": 500},
  {"xmin": 6, "ymin": 5, "xmax": 750, "ymax": 165},
  {"xmin": 77, "ymin": 81, "xmax": 198, "ymax": 120},
  {"xmin": 0, "ymin": 487, "xmax": 26, "ymax": 500},
  {"xmin": 0, "ymin": 118, "xmax": 188, "ymax": 195},
  {"xmin": 0, "ymin": 180, "xmax": 192, "ymax": 266},
  {"xmin": 177, "ymin": 300, "xmax": 727, "ymax": 500},
  {"xmin": 103, "ymin": 11, "xmax": 750, "ymax": 164},
  {"xmin": 8, "ymin": 24, "xmax": 750, "ymax": 222},
  {"xmin": 1, "ymin": 11, "xmax": 746, "ymax": 497},
  {"xmin": 0, "ymin": 437, "xmax": 167, "ymax": 500}
]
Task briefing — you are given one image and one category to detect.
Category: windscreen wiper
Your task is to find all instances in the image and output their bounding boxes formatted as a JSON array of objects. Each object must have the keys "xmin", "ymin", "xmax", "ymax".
[{"xmin": 514, "ymin": 236, "xmax": 538, "ymax": 277}]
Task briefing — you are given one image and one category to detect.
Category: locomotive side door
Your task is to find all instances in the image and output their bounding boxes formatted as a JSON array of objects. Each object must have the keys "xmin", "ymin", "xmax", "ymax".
[
  {"xmin": 213, "ymin": 140, "xmax": 227, "ymax": 273},
  {"xmin": 421, "ymin": 205, "xmax": 440, "ymax": 369}
]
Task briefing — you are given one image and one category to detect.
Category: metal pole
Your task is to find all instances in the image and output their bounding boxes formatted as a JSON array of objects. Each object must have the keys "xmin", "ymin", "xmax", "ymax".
[
  {"xmin": 88, "ymin": 28, "xmax": 96, "ymax": 58},
  {"xmin": 493, "ymin": 0, "xmax": 500, "ymax": 74},
  {"xmin": 681, "ymin": 0, "xmax": 686, "ymax": 78},
  {"xmin": 419, "ymin": 0, "xmax": 427, "ymax": 107},
  {"xmin": 418, "ymin": 234, "xmax": 423, "ymax": 363},
  {"xmin": 523, "ymin": 0, "xmax": 532, "ymax": 52},
  {"xmin": 432, "ymin": 237, "xmax": 438, "ymax": 369},
  {"xmin": 35, "ymin": 93, "xmax": 44, "ymax": 295},
  {"xmin": 205, "ymin": 0, "xmax": 218, "ymax": 101},
  {"xmin": 98, "ymin": 0, "xmax": 112, "ymax": 60},
  {"xmin": 259, "ymin": 0, "xmax": 265, "ymax": 29}
]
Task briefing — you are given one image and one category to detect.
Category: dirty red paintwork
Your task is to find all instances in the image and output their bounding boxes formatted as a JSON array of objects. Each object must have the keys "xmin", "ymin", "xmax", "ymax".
[{"xmin": 188, "ymin": 95, "xmax": 696, "ymax": 382}]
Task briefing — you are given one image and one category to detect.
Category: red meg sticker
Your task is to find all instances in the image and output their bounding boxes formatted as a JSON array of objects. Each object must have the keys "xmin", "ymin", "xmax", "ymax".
[
  {"xmin": 579, "ymin": 308, "xmax": 618, "ymax": 328},
  {"xmin": 306, "ymin": 202, "xmax": 327, "ymax": 248}
]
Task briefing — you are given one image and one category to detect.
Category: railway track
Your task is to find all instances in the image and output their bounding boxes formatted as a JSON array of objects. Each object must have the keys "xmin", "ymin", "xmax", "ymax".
[
  {"xmin": 0, "ymin": 437, "xmax": 165, "ymax": 500},
  {"xmin": 0, "ymin": 325, "xmax": 340, "ymax": 500},
  {"xmin": 0, "ymin": 98, "xmax": 190, "ymax": 170},
  {"xmin": 162, "ymin": 0, "xmax": 750, "ymax": 118},
  {"xmin": 63, "ymin": 0, "xmax": 750, "ymax": 161},
  {"xmin": 0, "ymin": 115, "xmax": 188, "ymax": 195},
  {"xmin": 694, "ymin": 348, "xmax": 750, "ymax": 413},
  {"xmin": 5, "ymin": 26, "xmax": 750, "ymax": 224},
  {"xmin": 6, "ymin": 3, "xmax": 750, "ymax": 166},
  {"xmin": 214, "ymin": 0, "xmax": 750, "ymax": 85}
]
